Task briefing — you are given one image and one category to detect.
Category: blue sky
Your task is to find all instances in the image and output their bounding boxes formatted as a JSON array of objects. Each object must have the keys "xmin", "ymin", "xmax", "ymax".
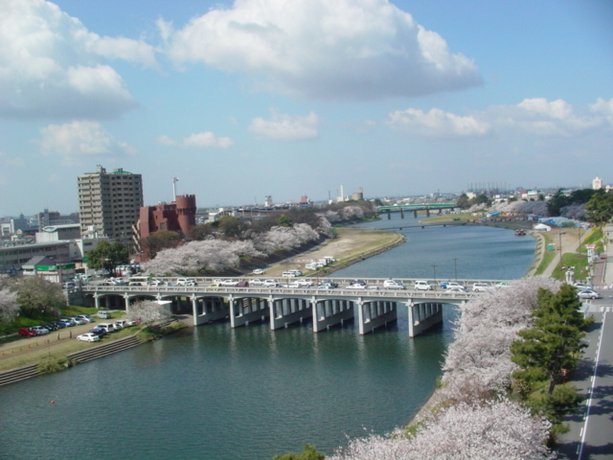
[{"xmin": 1, "ymin": 0, "xmax": 611, "ymax": 216}]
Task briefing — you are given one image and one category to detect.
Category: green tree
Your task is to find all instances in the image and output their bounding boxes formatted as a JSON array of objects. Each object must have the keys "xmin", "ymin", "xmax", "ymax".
[
  {"xmin": 86, "ymin": 240, "xmax": 130, "ymax": 270},
  {"xmin": 142, "ymin": 230, "xmax": 181, "ymax": 258},
  {"xmin": 585, "ymin": 190, "xmax": 613, "ymax": 224},
  {"xmin": 277, "ymin": 214, "xmax": 293, "ymax": 227},
  {"xmin": 546, "ymin": 189, "xmax": 569, "ymax": 216},
  {"xmin": 7, "ymin": 277, "xmax": 65, "ymax": 318},
  {"xmin": 189, "ymin": 223, "xmax": 216, "ymax": 241},
  {"xmin": 511, "ymin": 285, "xmax": 587, "ymax": 428},
  {"xmin": 273, "ymin": 444, "xmax": 325, "ymax": 460},
  {"xmin": 218, "ymin": 216, "xmax": 246, "ymax": 238},
  {"xmin": 456, "ymin": 193, "xmax": 471, "ymax": 209}
]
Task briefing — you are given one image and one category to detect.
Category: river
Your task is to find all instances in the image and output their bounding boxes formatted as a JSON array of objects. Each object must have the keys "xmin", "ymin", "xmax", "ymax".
[{"xmin": 0, "ymin": 214, "xmax": 535, "ymax": 460}]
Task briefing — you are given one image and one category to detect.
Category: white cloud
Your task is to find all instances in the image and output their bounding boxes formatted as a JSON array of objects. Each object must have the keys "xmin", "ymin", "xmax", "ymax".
[
  {"xmin": 387, "ymin": 108, "xmax": 489, "ymax": 137},
  {"xmin": 183, "ymin": 132, "xmax": 233, "ymax": 149},
  {"xmin": 250, "ymin": 111, "xmax": 319, "ymax": 140},
  {"xmin": 0, "ymin": 0, "xmax": 155, "ymax": 119},
  {"xmin": 505, "ymin": 98, "xmax": 600, "ymax": 136},
  {"xmin": 40, "ymin": 121, "xmax": 134, "ymax": 158},
  {"xmin": 387, "ymin": 97, "xmax": 612, "ymax": 139},
  {"xmin": 156, "ymin": 135, "xmax": 176, "ymax": 146},
  {"xmin": 163, "ymin": 0, "xmax": 481, "ymax": 99},
  {"xmin": 590, "ymin": 97, "xmax": 613, "ymax": 127}
]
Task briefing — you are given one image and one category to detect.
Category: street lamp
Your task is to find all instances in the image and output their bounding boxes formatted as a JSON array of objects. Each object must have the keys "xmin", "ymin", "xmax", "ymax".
[
  {"xmin": 558, "ymin": 231, "xmax": 565, "ymax": 257},
  {"xmin": 432, "ymin": 264, "xmax": 437, "ymax": 284}
]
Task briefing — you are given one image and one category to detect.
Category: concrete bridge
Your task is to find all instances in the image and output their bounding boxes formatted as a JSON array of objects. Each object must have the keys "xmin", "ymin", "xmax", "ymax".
[
  {"xmin": 80, "ymin": 277, "xmax": 508, "ymax": 337},
  {"xmin": 377, "ymin": 203, "xmax": 456, "ymax": 218}
]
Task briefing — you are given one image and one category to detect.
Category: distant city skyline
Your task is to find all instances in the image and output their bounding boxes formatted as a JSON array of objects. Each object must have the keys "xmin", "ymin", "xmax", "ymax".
[{"xmin": 1, "ymin": 0, "xmax": 611, "ymax": 216}]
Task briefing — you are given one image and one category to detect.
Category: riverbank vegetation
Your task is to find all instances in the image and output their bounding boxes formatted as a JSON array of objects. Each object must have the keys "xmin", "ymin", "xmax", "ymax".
[
  {"xmin": 327, "ymin": 278, "xmax": 588, "ymax": 458},
  {"xmin": 143, "ymin": 201, "xmax": 379, "ymax": 276}
]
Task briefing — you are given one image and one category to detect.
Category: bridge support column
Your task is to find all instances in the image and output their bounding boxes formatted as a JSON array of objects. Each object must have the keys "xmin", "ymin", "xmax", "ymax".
[
  {"xmin": 407, "ymin": 302, "xmax": 443, "ymax": 337},
  {"xmin": 123, "ymin": 294, "xmax": 130, "ymax": 312},
  {"xmin": 231, "ymin": 296, "xmax": 269, "ymax": 328},
  {"xmin": 358, "ymin": 300, "xmax": 398, "ymax": 335},
  {"xmin": 94, "ymin": 293, "xmax": 100, "ymax": 309},
  {"xmin": 312, "ymin": 298, "xmax": 354, "ymax": 332},
  {"xmin": 270, "ymin": 297, "xmax": 312, "ymax": 330}
]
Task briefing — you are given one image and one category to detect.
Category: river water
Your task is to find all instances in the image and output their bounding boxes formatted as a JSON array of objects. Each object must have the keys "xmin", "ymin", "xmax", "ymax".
[{"xmin": 0, "ymin": 214, "xmax": 535, "ymax": 460}]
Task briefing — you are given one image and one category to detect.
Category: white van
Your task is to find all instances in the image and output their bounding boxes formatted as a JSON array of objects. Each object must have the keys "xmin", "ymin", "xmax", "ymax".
[{"xmin": 97, "ymin": 323, "xmax": 116, "ymax": 333}]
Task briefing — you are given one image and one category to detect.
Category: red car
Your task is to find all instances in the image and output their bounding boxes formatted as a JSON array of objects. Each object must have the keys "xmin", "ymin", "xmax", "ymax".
[{"xmin": 18, "ymin": 327, "xmax": 38, "ymax": 337}]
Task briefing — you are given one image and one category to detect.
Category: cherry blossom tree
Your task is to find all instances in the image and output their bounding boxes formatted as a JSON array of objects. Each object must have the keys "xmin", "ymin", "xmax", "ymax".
[
  {"xmin": 329, "ymin": 399, "xmax": 552, "ymax": 460},
  {"xmin": 143, "ymin": 239, "xmax": 263, "ymax": 275},
  {"xmin": 0, "ymin": 286, "xmax": 19, "ymax": 322},
  {"xmin": 127, "ymin": 300, "xmax": 172, "ymax": 324}
]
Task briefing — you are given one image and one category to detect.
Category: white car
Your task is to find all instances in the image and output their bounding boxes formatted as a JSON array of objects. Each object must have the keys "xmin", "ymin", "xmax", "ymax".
[
  {"xmin": 289, "ymin": 279, "xmax": 313, "ymax": 288},
  {"xmin": 177, "ymin": 277, "xmax": 197, "ymax": 286},
  {"xmin": 444, "ymin": 281, "xmax": 465, "ymax": 291},
  {"xmin": 262, "ymin": 279, "xmax": 279, "ymax": 288},
  {"xmin": 472, "ymin": 282, "xmax": 491, "ymax": 292},
  {"xmin": 346, "ymin": 280, "xmax": 367, "ymax": 289},
  {"xmin": 414, "ymin": 280, "xmax": 432, "ymax": 291},
  {"xmin": 252, "ymin": 268, "xmax": 265, "ymax": 275},
  {"xmin": 218, "ymin": 279, "xmax": 240, "ymax": 287},
  {"xmin": 578, "ymin": 289, "xmax": 601, "ymax": 300},
  {"xmin": 383, "ymin": 279, "xmax": 405, "ymax": 289},
  {"xmin": 76, "ymin": 332, "xmax": 100, "ymax": 342}
]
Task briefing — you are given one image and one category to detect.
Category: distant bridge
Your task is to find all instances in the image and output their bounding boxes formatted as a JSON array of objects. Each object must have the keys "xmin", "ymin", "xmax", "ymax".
[
  {"xmin": 377, "ymin": 203, "xmax": 456, "ymax": 212},
  {"xmin": 80, "ymin": 277, "xmax": 508, "ymax": 337}
]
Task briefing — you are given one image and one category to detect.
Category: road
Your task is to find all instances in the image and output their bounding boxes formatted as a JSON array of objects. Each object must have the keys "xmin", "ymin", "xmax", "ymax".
[{"xmin": 557, "ymin": 224, "xmax": 613, "ymax": 458}]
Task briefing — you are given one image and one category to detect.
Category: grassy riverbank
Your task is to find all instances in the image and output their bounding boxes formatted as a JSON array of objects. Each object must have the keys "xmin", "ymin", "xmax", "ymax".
[{"xmin": 264, "ymin": 227, "xmax": 405, "ymax": 277}]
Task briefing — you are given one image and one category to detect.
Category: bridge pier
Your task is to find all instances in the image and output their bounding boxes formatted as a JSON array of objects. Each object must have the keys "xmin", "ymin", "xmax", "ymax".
[
  {"xmin": 269, "ymin": 297, "xmax": 312, "ymax": 330},
  {"xmin": 192, "ymin": 296, "xmax": 228, "ymax": 325},
  {"xmin": 407, "ymin": 302, "xmax": 443, "ymax": 337},
  {"xmin": 312, "ymin": 298, "xmax": 354, "ymax": 332},
  {"xmin": 357, "ymin": 300, "xmax": 397, "ymax": 335},
  {"xmin": 229, "ymin": 296, "xmax": 269, "ymax": 328}
]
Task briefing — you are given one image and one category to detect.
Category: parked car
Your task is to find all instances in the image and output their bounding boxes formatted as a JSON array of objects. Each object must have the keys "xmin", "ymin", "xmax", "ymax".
[
  {"xmin": 71, "ymin": 316, "xmax": 88, "ymax": 325},
  {"xmin": 573, "ymin": 283, "xmax": 592, "ymax": 291},
  {"xmin": 97, "ymin": 310, "xmax": 112, "ymax": 319},
  {"xmin": 578, "ymin": 289, "xmax": 601, "ymax": 300},
  {"xmin": 76, "ymin": 332, "xmax": 100, "ymax": 342},
  {"xmin": 63, "ymin": 281, "xmax": 76, "ymax": 290},
  {"xmin": 76, "ymin": 314, "xmax": 92, "ymax": 323},
  {"xmin": 42, "ymin": 322, "xmax": 59, "ymax": 331},
  {"xmin": 414, "ymin": 280, "xmax": 432, "ymax": 291},
  {"xmin": 383, "ymin": 279, "xmax": 405, "ymax": 289},
  {"xmin": 32, "ymin": 326, "xmax": 50, "ymax": 335},
  {"xmin": 282, "ymin": 270, "xmax": 303, "ymax": 277},
  {"xmin": 59, "ymin": 318, "xmax": 76, "ymax": 327},
  {"xmin": 89, "ymin": 327, "xmax": 107, "ymax": 337},
  {"xmin": 97, "ymin": 323, "xmax": 116, "ymax": 333},
  {"xmin": 114, "ymin": 319, "xmax": 127, "ymax": 330},
  {"xmin": 18, "ymin": 327, "xmax": 37, "ymax": 337}
]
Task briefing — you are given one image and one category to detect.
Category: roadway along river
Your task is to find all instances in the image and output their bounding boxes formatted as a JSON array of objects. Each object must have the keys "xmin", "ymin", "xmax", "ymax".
[{"xmin": 0, "ymin": 214, "xmax": 535, "ymax": 460}]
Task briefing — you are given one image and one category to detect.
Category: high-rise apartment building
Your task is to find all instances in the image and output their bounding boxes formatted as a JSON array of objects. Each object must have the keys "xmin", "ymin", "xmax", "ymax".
[{"xmin": 77, "ymin": 165, "xmax": 143, "ymax": 248}]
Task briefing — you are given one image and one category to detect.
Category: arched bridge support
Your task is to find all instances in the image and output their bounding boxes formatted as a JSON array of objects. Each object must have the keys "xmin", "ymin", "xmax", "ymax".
[
  {"xmin": 269, "ymin": 297, "xmax": 312, "ymax": 330},
  {"xmin": 407, "ymin": 301, "xmax": 443, "ymax": 337},
  {"xmin": 229, "ymin": 295, "xmax": 269, "ymax": 328},
  {"xmin": 192, "ymin": 296, "xmax": 228, "ymax": 326},
  {"xmin": 357, "ymin": 300, "xmax": 398, "ymax": 335},
  {"xmin": 312, "ymin": 298, "xmax": 354, "ymax": 332}
]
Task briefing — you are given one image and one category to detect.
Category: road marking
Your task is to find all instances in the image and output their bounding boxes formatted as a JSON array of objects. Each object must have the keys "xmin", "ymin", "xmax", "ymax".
[{"xmin": 578, "ymin": 310, "xmax": 607, "ymax": 460}]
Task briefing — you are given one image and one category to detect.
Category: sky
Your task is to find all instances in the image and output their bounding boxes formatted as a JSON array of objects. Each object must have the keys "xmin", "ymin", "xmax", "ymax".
[{"xmin": 0, "ymin": 0, "xmax": 612, "ymax": 216}]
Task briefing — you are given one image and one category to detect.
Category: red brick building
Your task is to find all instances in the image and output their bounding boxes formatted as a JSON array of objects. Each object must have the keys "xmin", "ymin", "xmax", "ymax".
[{"xmin": 138, "ymin": 194, "xmax": 197, "ymax": 239}]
